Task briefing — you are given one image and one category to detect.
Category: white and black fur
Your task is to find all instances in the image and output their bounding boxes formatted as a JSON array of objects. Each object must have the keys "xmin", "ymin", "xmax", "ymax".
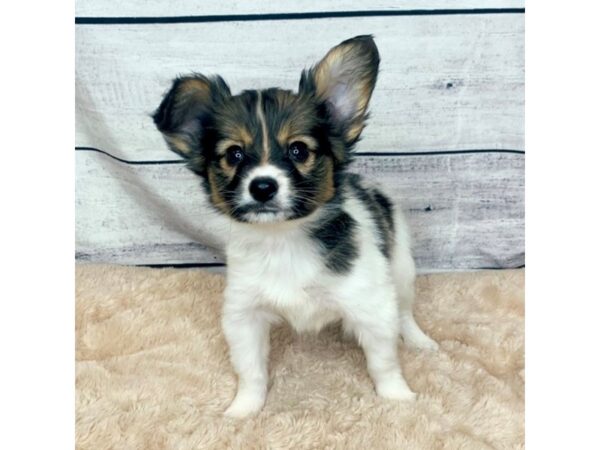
[{"xmin": 153, "ymin": 35, "xmax": 438, "ymax": 417}]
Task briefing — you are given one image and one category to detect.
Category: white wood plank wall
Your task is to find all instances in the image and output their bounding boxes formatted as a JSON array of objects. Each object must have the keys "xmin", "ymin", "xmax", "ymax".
[{"xmin": 75, "ymin": 1, "xmax": 524, "ymax": 271}]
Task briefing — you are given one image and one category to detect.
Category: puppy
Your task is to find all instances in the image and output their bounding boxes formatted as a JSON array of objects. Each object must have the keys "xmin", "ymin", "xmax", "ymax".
[{"xmin": 153, "ymin": 35, "xmax": 438, "ymax": 418}]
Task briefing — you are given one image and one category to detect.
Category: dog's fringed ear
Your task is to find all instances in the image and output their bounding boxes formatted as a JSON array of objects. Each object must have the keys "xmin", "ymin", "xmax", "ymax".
[
  {"xmin": 153, "ymin": 74, "xmax": 231, "ymax": 164},
  {"xmin": 300, "ymin": 35, "xmax": 380, "ymax": 148}
]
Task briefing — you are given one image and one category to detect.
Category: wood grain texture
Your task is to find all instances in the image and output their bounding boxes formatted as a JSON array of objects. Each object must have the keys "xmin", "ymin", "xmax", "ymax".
[
  {"xmin": 76, "ymin": 0, "xmax": 525, "ymax": 17},
  {"xmin": 75, "ymin": 14, "xmax": 524, "ymax": 161},
  {"xmin": 76, "ymin": 150, "xmax": 524, "ymax": 271}
]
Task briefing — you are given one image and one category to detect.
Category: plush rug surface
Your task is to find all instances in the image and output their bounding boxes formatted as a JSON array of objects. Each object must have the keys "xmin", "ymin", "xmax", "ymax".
[{"xmin": 76, "ymin": 265, "xmax": 524, "ymax": 449}]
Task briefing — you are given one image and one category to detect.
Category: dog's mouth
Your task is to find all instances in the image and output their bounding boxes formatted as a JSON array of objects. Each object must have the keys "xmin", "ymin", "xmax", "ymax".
[
  {"xmin": 233, "ymin": 203, "xmax": 288, "ymax": 224},
  {"xmin": 250, "ymin": 206, "xmax": 280, "ymax": 214}
]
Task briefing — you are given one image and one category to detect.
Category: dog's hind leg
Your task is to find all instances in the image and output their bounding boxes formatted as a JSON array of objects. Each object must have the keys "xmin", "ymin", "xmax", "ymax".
[{"xmin": 391, "ymin": 210, "xmax": 439, "ymax": 351}]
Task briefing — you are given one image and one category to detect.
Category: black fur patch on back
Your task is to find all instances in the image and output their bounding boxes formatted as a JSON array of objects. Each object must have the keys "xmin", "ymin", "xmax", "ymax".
[
  {"xmin": 347, "ymin": 174, "xmax": 395, "ymax": 259},
  {"xmin": 310, "ymin": 209, "xmax": 358, "ymax": 274},
  {"xmin": 372, "ymin": 190, "xmax": 394, "ymax": 236}
]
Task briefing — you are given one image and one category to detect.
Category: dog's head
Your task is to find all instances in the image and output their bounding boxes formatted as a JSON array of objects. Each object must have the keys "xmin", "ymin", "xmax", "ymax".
[{"xmin": 153, "ymin": 35, "xmax": 379, "ymax": 224}]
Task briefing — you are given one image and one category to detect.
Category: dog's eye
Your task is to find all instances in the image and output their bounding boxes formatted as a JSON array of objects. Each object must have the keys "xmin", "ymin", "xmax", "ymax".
[
  {"xmin": 225, "ymin": 146, "xmax": 245, "ymax": 166},
  {"xmin": 288, "ymin": 141, "xmax": 309, "ymax": 163}
]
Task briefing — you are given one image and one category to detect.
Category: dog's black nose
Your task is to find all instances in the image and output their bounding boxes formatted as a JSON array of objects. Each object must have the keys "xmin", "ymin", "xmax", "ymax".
[{"xmin": 249, "ymin": 177, "xmax": 278, "ymax": 203}]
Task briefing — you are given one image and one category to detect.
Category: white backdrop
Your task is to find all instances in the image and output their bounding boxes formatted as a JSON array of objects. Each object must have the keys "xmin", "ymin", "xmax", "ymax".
[{"xmin": 75, "ymin": 1, "xmax": 524, "ymax": 271}]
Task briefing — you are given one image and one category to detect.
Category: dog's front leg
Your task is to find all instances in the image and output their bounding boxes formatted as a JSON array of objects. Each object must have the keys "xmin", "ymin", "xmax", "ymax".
[
  {"xmin": 358, "ymin": 323, "xmax": 416, "ymax": 401},
  {"xmin": 340, "ymin": 283, "xmax": 416, "ymax": 401},
  {"xmin": 222, "ymin": 288, "xmax": 271, "ymax": 418}
]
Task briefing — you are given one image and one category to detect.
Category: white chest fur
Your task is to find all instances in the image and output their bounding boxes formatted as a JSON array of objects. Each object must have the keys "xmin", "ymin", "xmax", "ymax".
[{"xmin": 225, "ymin": 221, "xmax": 342, "ymax": 332}]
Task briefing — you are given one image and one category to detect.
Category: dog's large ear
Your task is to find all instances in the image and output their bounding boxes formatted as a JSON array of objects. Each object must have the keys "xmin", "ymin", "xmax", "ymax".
[
  {"xmin": 153, "ymin": 74, "xmax": 231, "ymax": 163},
  {"xmin": 299, "ymin": 35, "xmax": 379, "ymax": 147}
]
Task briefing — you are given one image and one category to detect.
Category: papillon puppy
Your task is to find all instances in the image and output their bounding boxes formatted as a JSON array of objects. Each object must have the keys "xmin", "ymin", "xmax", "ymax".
[{"xmin": 153, "ymin": 35, "xmax": 438, "ymax": 418}]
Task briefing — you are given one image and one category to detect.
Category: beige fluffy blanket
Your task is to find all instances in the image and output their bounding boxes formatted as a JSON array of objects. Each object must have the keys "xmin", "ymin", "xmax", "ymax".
[{"xmin": 76, "ymin": 265, "xmax": 524, "ymax": 449}]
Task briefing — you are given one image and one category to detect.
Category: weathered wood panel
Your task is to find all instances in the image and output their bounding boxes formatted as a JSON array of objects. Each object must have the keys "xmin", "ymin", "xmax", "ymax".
[
  {"xmin": 75, "ymin": 14, "xmax": 524, "ymax": 161},
  {"xmin": 75, "ymin": 3, "xmax": 524, "ymax": 270},
  {"xmin": 76, "ymin": 0, "xmax": 525, "ymax": 17},
  {"xmin": 75, "ymin": 150, "xmax": 524, "ymax": 271}
]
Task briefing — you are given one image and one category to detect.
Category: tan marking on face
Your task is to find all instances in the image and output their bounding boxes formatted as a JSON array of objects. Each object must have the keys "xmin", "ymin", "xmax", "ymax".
[
  {"xmin": 219, "ymin": 124, "xmax": 252, "ymax": 149},
  {"xmin": 295, "ymin": 151, "xmax": 316, "ymax": 176},
  {"xmin": 276, "ymin": 122, "xmax": 292, "ymax": 145},
  {"xmin": 237, "ymin": 126, "xmax": 252, "ymax": 146},
  {"xmin": 256, "ymin": 92, "xmax": 270, "ymax": 163},
  {"xmin": 215, "ymin": 139, "xmax": 242, "ymax": 156},
  {"xmin": 218, "ymin": 160, "xmax": 237, "ymax": 178},
  {"xmin": 207, "ymin": 169, "xmax": 230, "ymax": 214},
  {"xmin": 288, "ymin": 135, "xmax": 317, "ymax": 150},
  {"xmin": 313, "ymin": 157, "xmax": 336, "ymax": 204},
  {"xmin": 213, "ymin": 140, "xmax": 239, "ymax": 177}
]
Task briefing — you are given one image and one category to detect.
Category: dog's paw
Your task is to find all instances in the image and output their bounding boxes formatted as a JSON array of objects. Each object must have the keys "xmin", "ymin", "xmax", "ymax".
[
  {"xmin": 404, "ymin": 333, "xmax": 439, "ymax": 351},
  {"xmin": 376, "ymin": 379, "xmax": 417, "ymax": 402},
  {"xmin": 224, "ymin": 391, "xmax": 265, "ymax": 418}
]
